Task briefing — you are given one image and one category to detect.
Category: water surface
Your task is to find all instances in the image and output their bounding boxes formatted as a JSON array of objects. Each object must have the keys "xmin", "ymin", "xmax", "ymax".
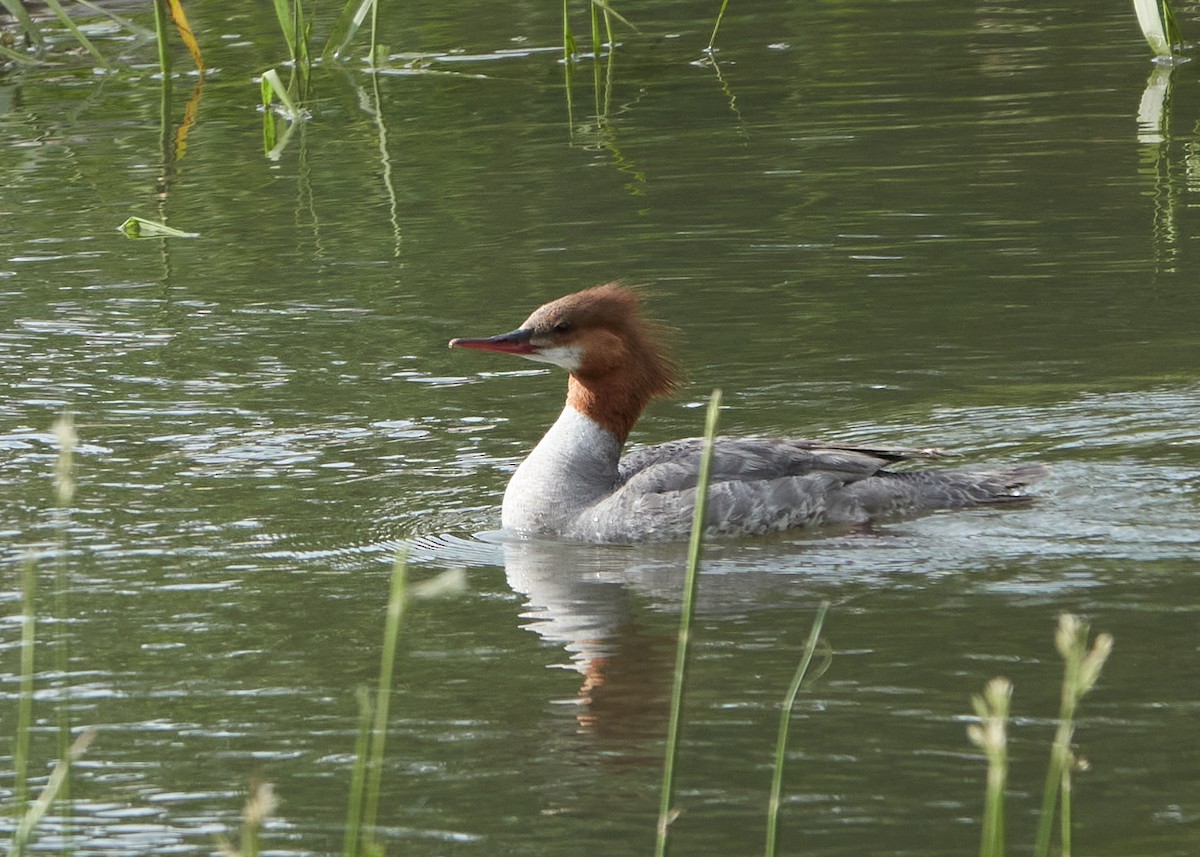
[{"xmin": 2, "ymin": 1, "xmax": 1199, "ymax": 854}]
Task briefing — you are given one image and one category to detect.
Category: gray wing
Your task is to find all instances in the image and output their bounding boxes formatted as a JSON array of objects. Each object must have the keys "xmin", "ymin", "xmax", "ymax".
[{"xmin": 617, "ymin": 436, "xmax": 942, "ymax": 495}]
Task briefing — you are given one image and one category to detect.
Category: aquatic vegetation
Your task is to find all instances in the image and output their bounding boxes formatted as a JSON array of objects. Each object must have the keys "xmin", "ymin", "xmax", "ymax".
[
  {"xmin": 9, "ymin": 731, "xmax": 96, "ymax": 857},
  {"xmin": 969, "ymin": 614, "xmax": 1113, "ymax": 857},
  {"xmin": 0, "ymin": 0, "xmax": 190, "ymax": 69},
  {"xmin": 656, "ymin": 390, "xmax": 722, "ymax": 857},
  {"xmin": 344, "ymin": 557, "xmax": 407, "ymax": 857},
  {"xmin": 7, "ymin": 416, "xmax": 87, "ymax": 857},
  {"xmin": 1034, "ymin": 614, "xmax": 1114, "ymax": 857},
  {"xmin": 118, "ymin": 216, "xmax": 200, "ymax": 239},
  {"xmin": 1133, "ymin": 0, "xmax": 1185, "ymax": 60},
  {"xmin": 650, "ymin": 390, "xmax": 832, "ymax": 857},
  {"xmin": 764, "ymin": 601, "xmax": 830, "ymax": 857},
  {"xmin": 648, "ymin": 393, "xmax": 1114, "ymax": 857},
  {"xmin": 969, "ymin": 678, "xmax": 1012, "ymax": 857},
  {"xmin": 0, "ymin": 408, "xmax": 1122, "ymax": 857},
  {"xmin": 706, "ymin": 0, "xmax": 731, "ymax": 54}
]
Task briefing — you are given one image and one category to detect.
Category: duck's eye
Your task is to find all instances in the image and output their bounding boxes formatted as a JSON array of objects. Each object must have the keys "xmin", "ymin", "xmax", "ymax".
[{"xmin": 553, "ymin": 321, "xmax": 571, "ymax": 333}]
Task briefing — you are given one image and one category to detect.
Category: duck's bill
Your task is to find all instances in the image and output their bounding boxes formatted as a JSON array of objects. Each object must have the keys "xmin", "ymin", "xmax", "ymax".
[{"xmin": 448, "ymin": 328, "xmax": 537, "ymax": 355}]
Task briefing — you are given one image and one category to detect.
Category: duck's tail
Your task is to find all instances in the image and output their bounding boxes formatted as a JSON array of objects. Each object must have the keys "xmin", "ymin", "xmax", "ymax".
[{"xmin": 850, "ymin": 463, "xmax": 1049, "ymax": 516}]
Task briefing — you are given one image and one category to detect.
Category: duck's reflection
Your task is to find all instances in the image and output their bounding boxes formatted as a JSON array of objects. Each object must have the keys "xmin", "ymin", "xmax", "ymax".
[
  {"xmin": 496, "ymin": 534, "xmax": 836, "ymax": 741},
  {"xmin": 417, "ymin": 530, "xmax": 833, "ymax": 737},
  {"xmin": 501, "ymin": 537, "xmax": 683, "ymax": 738}
]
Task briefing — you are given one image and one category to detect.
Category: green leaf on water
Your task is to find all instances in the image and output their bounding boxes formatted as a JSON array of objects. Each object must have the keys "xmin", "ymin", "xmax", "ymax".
[
  {"xmin": 118, "ymin": 217, "xmax": 199, "ymax": 239},
  {"xmin": 261, "ymin": 68, "xmax": 302, "ymax": 120}
]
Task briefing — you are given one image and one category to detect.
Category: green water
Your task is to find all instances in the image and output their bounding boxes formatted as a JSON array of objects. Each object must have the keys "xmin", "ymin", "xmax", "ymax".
[{"xmin": 2, "ymin": 1, "xmax": 1199, "ymax": 854}]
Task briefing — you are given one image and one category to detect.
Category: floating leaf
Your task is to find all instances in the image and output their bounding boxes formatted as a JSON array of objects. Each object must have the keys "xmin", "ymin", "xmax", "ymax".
[
  {"xmin": 118, "ymin": 217, "xmax": 199, "ymax": 239},
  {"xmin": 261, "ymin": 68, "xmax": 302, "ymax": 120}
]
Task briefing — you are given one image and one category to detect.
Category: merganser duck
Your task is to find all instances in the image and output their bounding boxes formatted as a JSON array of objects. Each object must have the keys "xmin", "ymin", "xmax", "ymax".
[{"xmin": 449, "ymin": 284, "xmax": 1044, "ymax": 544}]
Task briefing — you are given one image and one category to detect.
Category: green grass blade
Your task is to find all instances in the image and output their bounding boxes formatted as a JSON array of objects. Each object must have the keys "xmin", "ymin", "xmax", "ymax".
[
  {"xmin": 118, "ymin": 216, "xmax": 199, "ymax": 239},
  {"xmin": 589, "ymin": 0, "xmax": 636, "ymax": 33},
  {"xmin": 10, "ymin": 729, "xmax": 96, "ymax": 856},
  {"xmin": 361, "ymin": 557, "xmax": 408, "ymax": 837},
  {"xmin": 14, "ymin": 555, "xmax": 37, "ymax": 815},
  {"xmin": 764, "ymin": 601, "xmax": 829, "ymax": 857},
  {"xmin": 1132, "ymin": 0, "xmax": 1180, "ymax": 57},
  {"xmin": 0, "ymin": 43, "xmax": 40, "ymax": 65},
  {"xmin": 0, "ymin": 0, "xmax": 46, "ymax": 49},
  {"xmin": 261, "ymin": 68, "xmax": 302, "ymax": 120},
  {"xmin": 51, "ymin": 414, "xmax": 77, "ymax": 834},
  {"xmin": 590, "ymin": 0, "xmax": 602, "ymax": 58},
  {"xmin": 562, "ymin": 0, "xmax": 577, "ymax": 61},
  {"xmin": 272, "ymin": 0, "xmax": 296, "ymax": 59},
  {"xmin": 152, "ymin": 0, "xmax": 171, "ymax": 78},
  {"xmin": 39, "ymin": 0, "xmax": 109, "ymax": 67},
  {"xmin": 72, "ymin": 0, "xmax": 153, "ymax": 38},
  {"xmin": 343, "ymin": 687, "xmax": 374, "ymax": 857},
  {"xmin": 655, "ymin": 388, "xmax": 722, "ymax": 857},
  {"xmin": 323, "ymin": 0, "xmax": 377, "ymax": 61},
  {"xmin": 706, "ymin": 0, "xmax": 731, "ymax": 53},
  {"xmin": 1160, "ymin": 0, "xmax": 1184, "ymax": 50}
]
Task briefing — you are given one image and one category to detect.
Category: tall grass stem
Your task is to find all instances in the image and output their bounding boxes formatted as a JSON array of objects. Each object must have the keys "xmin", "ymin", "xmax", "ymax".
[
  {"xmin": 361, "ymin": 557, "xmax": 409, "ymax": 836},
  {"xmin": 343, "ymin": 687, "xmax": 375, "ymax": 857},
  {"xmin": 562, "ymin": 0, "xmax": 577, "ymax": 60},
  {"xmin": 706, "ymin": 0, "xmax": 731, "ymax": 52},
  {"xmin": 152, "ymin": 0, "xmax": 171, "ymax": 76},
  {"xmin": 14, "ymin": 556, "xmax": 37, "ymax": 813},
  {"xmin": 52, "ymin": 414, "xmax": 78, "ymax": 820},
  {"xmin": 764, "ymin": 601, "xmax": 829, "ymax": 857},
  {"xmin": 10, "ymin": 729, "xmax": 95, "ymax": 857},
  {"xmin": 655, "ymin": 388, "xmax": 722, "ymax": 857},
  {"xmin": 1032, "ymin": 614, "xmax": 1112, "ymax": 857},
  {"xmin": 968, "ymin": 677, "xmax": 1012, "ymax": 857}
]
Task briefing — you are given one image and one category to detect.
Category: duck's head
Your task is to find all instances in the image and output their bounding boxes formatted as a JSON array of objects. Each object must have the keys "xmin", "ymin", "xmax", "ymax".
[{"xmin": 449, "ymin": 283, "xmax": 679, "ymax": 440}]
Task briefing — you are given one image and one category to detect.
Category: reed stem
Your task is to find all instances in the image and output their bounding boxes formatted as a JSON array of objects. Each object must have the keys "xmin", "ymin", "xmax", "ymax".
[
  {"xmin": 14, "ymin": 556, "xmax": 37, "ymax": 814},
  {"xmin": 343, "ymin": 687, "xmax": 374, "ymax": 857},
  {"xmin": 968, "ymin": 677, "xmax": 1012, "ymax": 857},
  {"xmin": 1032, "ymin": 614, "xmax": 1112, "ymax": 857},
  {"xmin": 706, "ymin": 0, "xmax": 731, "ymax": 53},
  {"xmin": 362, "ymin": 557, "xmax": 408, "ymax": 838},
  {"xmin": 764, "ymin": 601, "xmax": 829, "ymax": 857},
  {"xmin": 655, "ymin": 389, "xmax": 722, "ymax": 857}
]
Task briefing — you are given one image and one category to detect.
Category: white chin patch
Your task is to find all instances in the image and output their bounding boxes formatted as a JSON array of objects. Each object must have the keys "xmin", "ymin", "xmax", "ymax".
[{"xmin": 525, "ymin": 345, "xmax": 582, "ymax": 372}]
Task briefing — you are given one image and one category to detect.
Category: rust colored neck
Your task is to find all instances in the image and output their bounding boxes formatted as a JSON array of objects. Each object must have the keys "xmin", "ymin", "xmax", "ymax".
[{"xmin": 566, "ymin": 375, "xmax": 651, "ymax": 445}]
